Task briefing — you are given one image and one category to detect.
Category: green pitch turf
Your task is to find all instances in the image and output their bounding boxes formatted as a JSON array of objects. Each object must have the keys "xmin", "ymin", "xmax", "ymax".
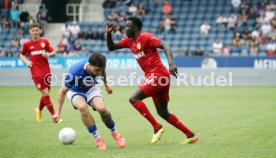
[{"xmin": 0, "ymin": 86, "xmax": 275, "ymax": 158}]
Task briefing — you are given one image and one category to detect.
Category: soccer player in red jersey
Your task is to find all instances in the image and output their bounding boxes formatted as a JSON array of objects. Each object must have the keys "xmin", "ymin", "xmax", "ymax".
[
  {"xmin": 106, "ymin": 17, "xmax": 198, "ymax": 144},
  {"xmin": 19, "ymin": 22, "xmax": 61, "ymax": 123}
]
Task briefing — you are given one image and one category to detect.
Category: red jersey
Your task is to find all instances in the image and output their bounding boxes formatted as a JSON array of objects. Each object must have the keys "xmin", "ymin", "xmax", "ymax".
[
  {"xmin": 21, "ymin": 38, "xmax": 53, "ymax": 78},
  {"xmin": 118, "ymin": 32, "xmax": 169, "ymax": 76}
]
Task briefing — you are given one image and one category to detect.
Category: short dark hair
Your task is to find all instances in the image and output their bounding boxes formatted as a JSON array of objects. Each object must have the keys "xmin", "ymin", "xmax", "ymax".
[
  {"xmin": 127, "ymin": 17, "xmax": 143, "ymax": 30},
  {"xmin": 29, "ymin": 22, "xmax": 40, "ymax": 30},
  {"xmin": 89, "ymin": 53, "xmax": 106, "ymax": 68}
]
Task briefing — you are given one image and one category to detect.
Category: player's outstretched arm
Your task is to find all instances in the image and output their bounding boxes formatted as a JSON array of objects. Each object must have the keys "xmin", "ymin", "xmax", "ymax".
[
  {"xmin": 158, "ymin": 40, "xmax": 178, "ymax": 78},
  {"xmin": 53, "ymin": 86, "xmax": 69, "ymax": 122},
  {"xmin": 106, "ymin": 22, "xmax": 122, "ymax": 51}
]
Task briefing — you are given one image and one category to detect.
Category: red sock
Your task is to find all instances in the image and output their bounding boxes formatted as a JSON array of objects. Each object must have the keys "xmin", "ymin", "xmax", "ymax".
[
  {"xmin": 43, "ymin": 95, "xmax": 55, "ymax": 116},
  {"xmin": 166, "ymin": 114, "xmax": 192, "ymax": 137},
  {"xmin": 133, "ymin": 101, "xmax": 161, "ymax": 130},
  {"xmin": 38, "ymin": 96, "xmax": 45, "ymax": 111}
]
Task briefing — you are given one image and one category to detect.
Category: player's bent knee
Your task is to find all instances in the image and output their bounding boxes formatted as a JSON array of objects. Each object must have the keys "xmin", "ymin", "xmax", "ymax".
[
  {"xmin": 129, "ymin": 97, "xmax": 138, "ymax": 105},
  {"xmin": 41, "ymin": 88, "xmax": 50, "ymax": 96},
  {"xmin": 42, "ymin": 93, "xmax": 49, "ymax": 97},
  {"xmin": 157, "ymin": 111, "xmax": 170, "ymax": 120},
  {"xmin": 78, "ymin": 105, "xmax": 89, "ymax": 115},
  {"xmin": 101, "ymin": 111, "xmax": 111, "ymax": 118},
  {"xmin": 100, "ymin": 111, "xmax": 112, "ymax": 124},
  {"xmin": 96, "ymin": 106, "xmax": 107, "ymax": 114}
]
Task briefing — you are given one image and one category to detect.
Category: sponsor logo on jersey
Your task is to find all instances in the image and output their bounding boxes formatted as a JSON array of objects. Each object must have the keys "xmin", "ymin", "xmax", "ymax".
[
  {"xmin": 40, "ymin": 42, "xmax": 45, "ymax": 48},
  {"xmin": 31, "ymin": 50, "xmax": 46, "ymax": 56},
  {"xmin": 133, "ymin": 51, "xmax": 145, "ymax": 59},
  {"xmin": 30, "ymin": 46, "xmax": 34, "ymax": 49}
]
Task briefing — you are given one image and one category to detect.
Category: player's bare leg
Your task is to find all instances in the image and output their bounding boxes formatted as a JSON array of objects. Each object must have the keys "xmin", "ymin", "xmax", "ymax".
[
  {"xmin": 154, "ymin": 101, "xmax": 198, "ymax": 144},
  {"xmin": 129, "ymin": 87, "xmax": 163, "ymax": 143},
  {"xmin": 92, "ymin": 97, "xmax": 126, "ymax": 148},
  {"xmin": 73, "ymin": 96, "xmax": 106, "ymax": 150}
]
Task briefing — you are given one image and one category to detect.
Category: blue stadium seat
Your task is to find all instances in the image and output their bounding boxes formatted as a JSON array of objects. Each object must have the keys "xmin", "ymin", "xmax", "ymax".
[
  {"xmin": 9, "ymin": 29, "xmax": 17, "ymax": 34},
  {"xmin": 1, "ymin": 28, "xmax": 9, "ymax": 34},
  {"xmin": 4, "ymin": 41, "xmax": 11, "ymax": 47},
  {"xmin": 82, "ymin": 27, "xmax": 89, "ymax": 32},
  {"xmin": 225, "ymin": 39, "xmax": 232, "ymax": 45},
  {"xmin": 172, "ymin": 0, "xmax": 182, "ymax": 6},
  {"xmin": 198, "ymin": 39, "xmax": 207, "ymax": 46},
  {"xmin": 79, "ymin": 40, "xmax": 87, "ymax": 46},
  {"xmin": 72, "ymin": 34, "xmax": 78, "ymax": 39},
  {"xmin": 7, "ymin": 34, "xmax": 14, "ymax": 40},
  {"xmin": 231, "ymin": 53, "xmax": 240, "ymax": 57},
  {"xmin": 11, "ymin": 47, "xmax": 18, "ymax": 53},
  {"xmin": 1, "ymin": 9, "xmax": 9, "ymax": 17},
  {"xmin": 172, "ymin": 40, "xmax": 181, "ymax": 47},
  {"xmin": 183, "ymin": 26, "xmax": 193, "ymax": 33},
  {"xmin": 249, "ymin": 53, "xmax": 258, "ymax": 57},
  {"xmin": 222, "ymin": 53, "xmax": 230, "ymax": 57},
  {"xmin": 217, "ymin": 33, "xmax": 225, "ymax": 40},
  {"xmin": 17, "ymin": 35, "xmax": 22, "ymax": 40},
  {"xmin": 240, "ymin": 52, "xmax": 249, "ymax": 57},
  {"xmin": 174, "ymin": 34, "xmax": 182, "ymax": 40},
  {"xmin": 0, "ymin": 34, "xmax": 6, "ymax": 41},
  {"xmin": 258, "ymin": 53, "xmax": 267, "ymax": 57},
  {"xmin": 189, "ymin": 39, "xmax": 198, "ymax": 47}
]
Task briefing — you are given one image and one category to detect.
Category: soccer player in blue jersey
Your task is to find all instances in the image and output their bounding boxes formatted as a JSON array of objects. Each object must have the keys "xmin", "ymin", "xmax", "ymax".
[{"xmin": 52, "ymin": 53, "xmax": 125, "ymax": 150}]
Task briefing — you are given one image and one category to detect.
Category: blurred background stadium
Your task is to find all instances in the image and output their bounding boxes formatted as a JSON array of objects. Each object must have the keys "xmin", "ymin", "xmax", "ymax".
[{"xmin": 0, "ymin": 0, "xmax": 275, "ymax": 86}]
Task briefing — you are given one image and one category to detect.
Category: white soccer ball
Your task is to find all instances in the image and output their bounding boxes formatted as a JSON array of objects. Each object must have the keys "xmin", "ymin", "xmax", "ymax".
[{"xmin": 58, "ymin": 127, "xmax": 76, "ymax": 145}]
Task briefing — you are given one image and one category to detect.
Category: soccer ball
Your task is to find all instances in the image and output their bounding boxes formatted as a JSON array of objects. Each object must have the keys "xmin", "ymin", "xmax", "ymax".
[{"xmin": 58, "ymin": 127, "xmax": 76, "ymax": 145}]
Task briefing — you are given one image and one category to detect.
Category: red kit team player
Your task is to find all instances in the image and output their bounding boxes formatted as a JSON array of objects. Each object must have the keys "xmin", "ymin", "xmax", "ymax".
[
  {"xmin": 19, "ymin": 22, "xmax": 61, "ymax": 123},
  {"xmin": 106, "ymin": 17, "xmax": 198, "ymax": 144}
]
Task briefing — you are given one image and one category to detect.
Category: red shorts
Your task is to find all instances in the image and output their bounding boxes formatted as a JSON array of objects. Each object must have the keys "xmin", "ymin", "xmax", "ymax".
[
  {"xmin": 138, "ymin": 73, "xmax": 170, "ymax": 103},
  {"xmin": 32, "ymin": 74, "xmax": 51, "ymax": 91}
]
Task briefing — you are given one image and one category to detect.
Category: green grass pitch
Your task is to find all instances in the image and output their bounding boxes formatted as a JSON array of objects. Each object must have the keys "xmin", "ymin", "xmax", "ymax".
[{"xmin": 0, "ymin": 86, "xmax": 275, "ymax": 158}]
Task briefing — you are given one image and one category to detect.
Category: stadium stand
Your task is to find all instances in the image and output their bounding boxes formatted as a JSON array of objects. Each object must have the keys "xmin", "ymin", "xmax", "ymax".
[
  {"xmin": 66, "ymin": 0, "xmax": 275, "ymax": 57},
  {"xmin": 0, "ymin": 0, "xmax": 50, "ymax": 57}
]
